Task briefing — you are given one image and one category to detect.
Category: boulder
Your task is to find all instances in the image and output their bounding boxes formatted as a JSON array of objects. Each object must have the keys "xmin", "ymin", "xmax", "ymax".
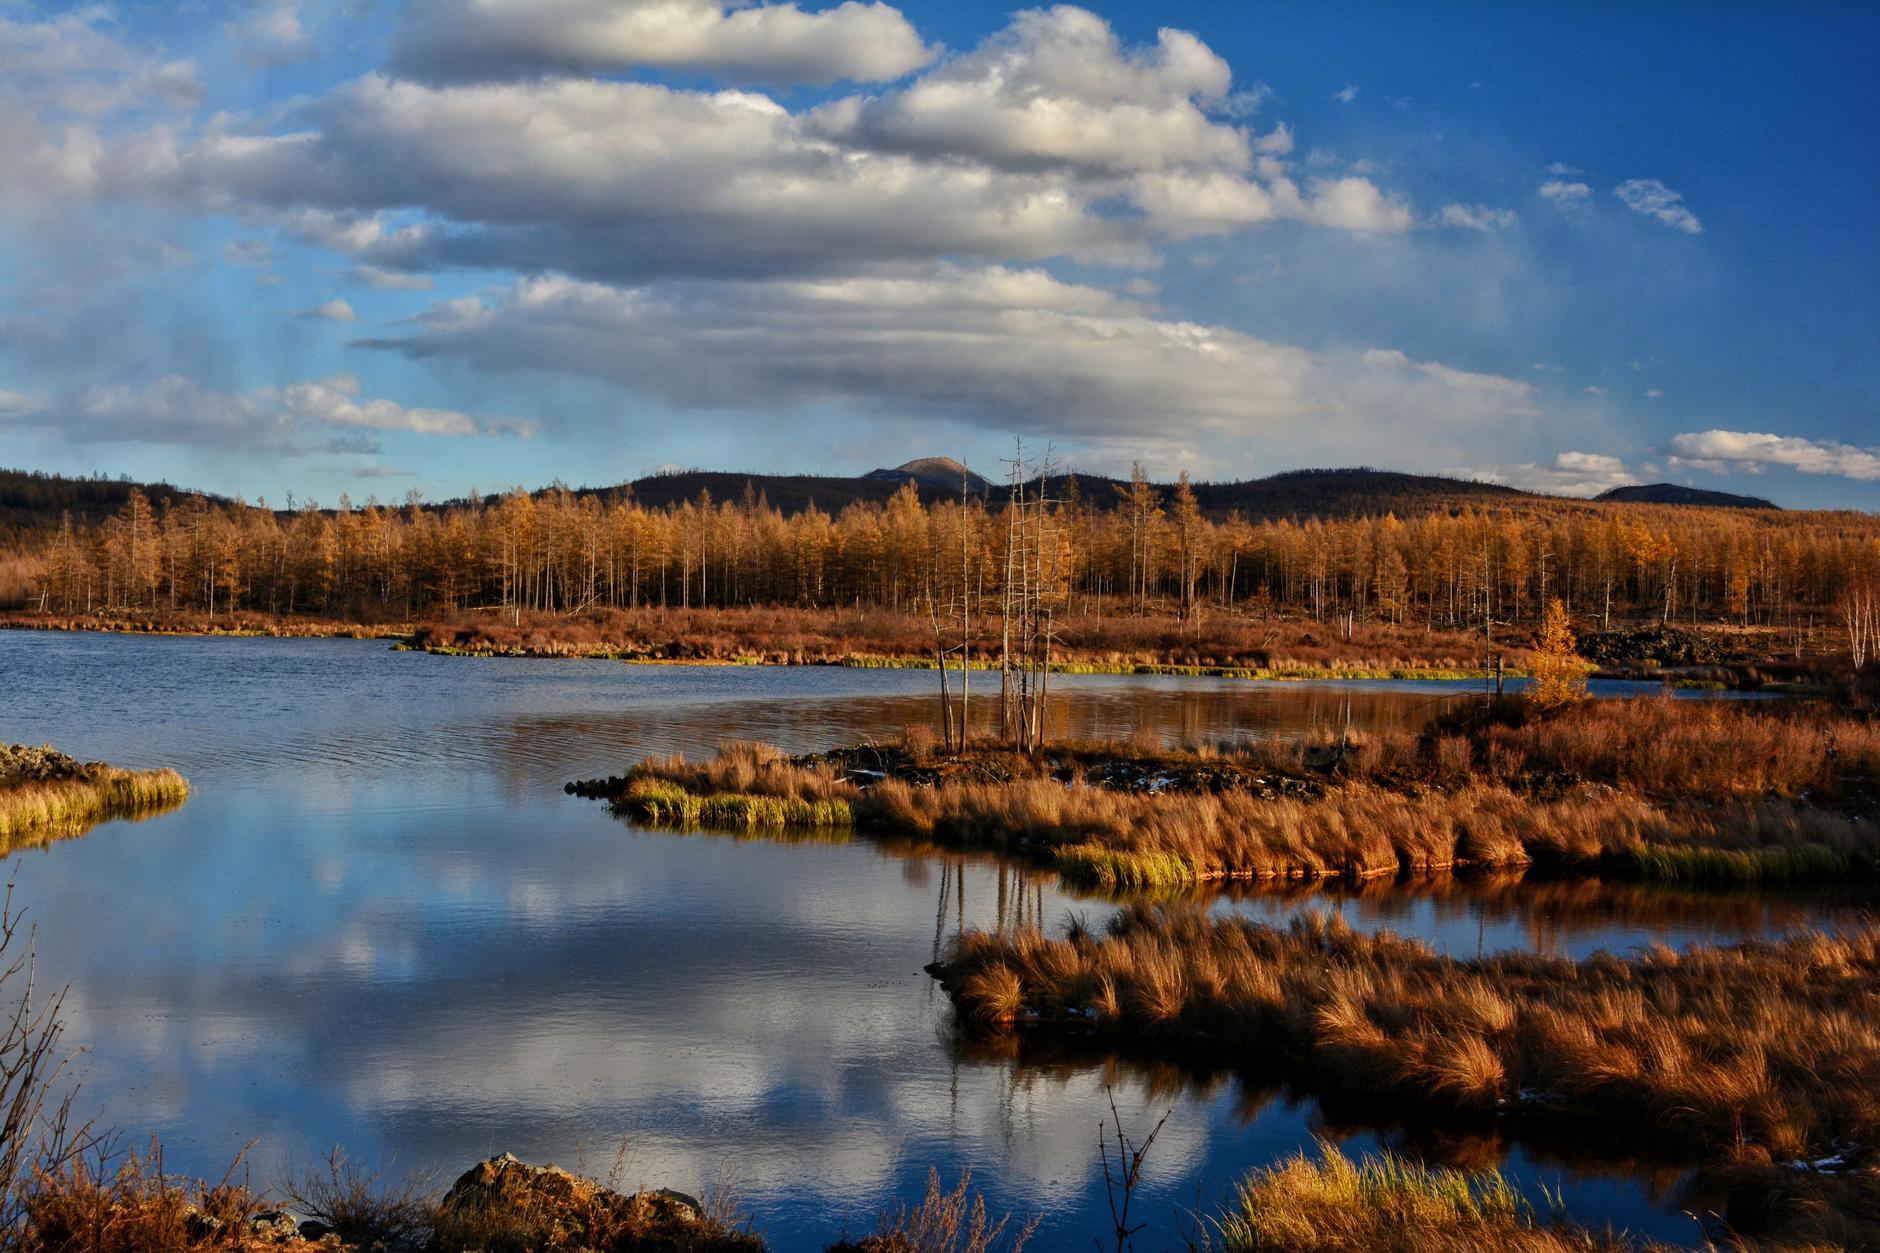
[{"xmin": 436, "ymin": 1152, "xmax": 714, "ymax": 1248}]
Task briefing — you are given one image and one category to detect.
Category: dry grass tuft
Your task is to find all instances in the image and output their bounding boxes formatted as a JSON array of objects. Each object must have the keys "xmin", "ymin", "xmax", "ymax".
[
  {"xmin": 0, "ymin": 744, "xmax": 189, "ymax": 849},
  {"xmin": 828, "ymin": 1167, "xmax": 1035, "ymax": 1253},
  {"xmin": 610, "ymin": 706, "xmax": 1880, "ymax": 888},
  {"xmin": 931, "ymin": 909, "xmax": 1880, "ymax": 1243},
  {"xmin": 1216, "ymin": 1141, "xmax": 1647, "ymax": 1251}
]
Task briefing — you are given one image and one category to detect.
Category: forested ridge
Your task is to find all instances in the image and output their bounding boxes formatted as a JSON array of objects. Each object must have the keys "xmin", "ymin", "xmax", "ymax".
[{"xmin": 2, "ymin": 464, "xmax": 1874, "ymax": 632}]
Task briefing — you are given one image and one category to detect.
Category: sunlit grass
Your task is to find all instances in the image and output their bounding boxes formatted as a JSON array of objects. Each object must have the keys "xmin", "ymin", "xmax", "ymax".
[
  {"xmin": 1215, "ymin": 1142, "xmax": 1628, "ymax": 1252},
  {"xmin": 931, "ymin": 907, "xmax": 1880, "ymax": 1243},
  {"xmin": 0, "ymin": 768, "xmax": 190, "ymax": 850}
]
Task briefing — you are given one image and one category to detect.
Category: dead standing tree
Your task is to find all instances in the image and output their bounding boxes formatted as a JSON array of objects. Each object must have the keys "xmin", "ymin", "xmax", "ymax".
[
  {"xmin": 925, "ymin": 463, "xmax": 979, "ymax": 754},
  {"xmin": 998, "ymin": 441, "xmax": 1063, "ymax": 753}
]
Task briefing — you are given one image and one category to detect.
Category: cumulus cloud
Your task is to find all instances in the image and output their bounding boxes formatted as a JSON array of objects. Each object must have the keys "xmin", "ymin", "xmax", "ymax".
[
  {"xmin": 361, "ymin": 267, "xmax": 1316, "ymax": 440},
  {"xmin": 1614, "ymin": 177, "xmax": 1702, "ymax": 234},
  {"xmin": 1468, "ymin": 451, "xmax": 1637, "ymax": 498},
  {"xmin": 1334, "ymin": 84, "xmax": 1359, "ymax": 103},
  {"xmin": 355, "ymin": 266, "xmax": 1535, "ymax": 462},
  {"xmin": 809, "ymin": 7, "xmax": 1239, "ymax": 174},
  {"xmin": 120, "ymin": 9, "xmax": 1412, "ymax": 289},
  {"xmin": 1439, "ymin": 203, "xmax": 1517, "ymax": 231},
  {"xmin": 390, "ymin": 0, "xmax": 934, "ymax": 85},
  {"xmin": 1667, "ymin": 430, "xmax": 1880, "ymax": 480},
  {"xmin": 299, "ymin": 299, "xmax": 357, "ymax": 322},
  {"xmin": 1538, "ymin": 179, "xmax": 1591, "ymax": 205},
  {"xmin": 143, "ymin": 74, "xmax": 1141, "ymax": 280},
  {"xmin": 0, "ymin": 10, "xmax": 201, "ymax": 212},
  {"xmin": 0, "ymin": 374, "xmax": 525, "ymax": 449}
]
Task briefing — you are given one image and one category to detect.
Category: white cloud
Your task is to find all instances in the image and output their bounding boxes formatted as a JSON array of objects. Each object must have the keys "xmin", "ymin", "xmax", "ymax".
[
  {"xmin": 1667, "ymin": 430, "xmax": 1880, "ymax": 480},
  {"xmin": 1584, "ymin": 385, "xmax": 1606, "ymax": 395},
  {"xmin": 0, "ymin": 374, "xmax": 525, "ymax": 448},
  {"xmin": 390, "ymin": 0, "xmax": 935, "ymax": 85},
  {"xmin": 147, "ymin": 74, "xmax": 1139, "ymax": 280},
  {"xmin": 1439, "ymin": 202, "xmax": 1517, "ymax": 231},
  {"xmin": 809, "ymin": 7, "xmax": 1240, "ymax": 175},
  {"xmin": 359, "ymin": 267, "xmax": 1537, "ymax": 457},
  {"xmin": 347, "ymin": 265, "xmax": 436, "ymax": 291},
  {"xmin": 1360, "ymin": 348, "xmax": 1537, "ymax": 412},
  {"xmin": 299, "ymin": 298, "xmax": 357, "ymax": 322},
  {"xmin": 131, "ymin": 10, "xmax": 1414, "ymax": 285},
  {"xmin": 1645, "ymin": 388, "xmax": 1664, "ymax": 399},
  {"xmin": 1543, "ymin": 162, "xmax": 1581, "ymax": 177},
  {"xmin": 1614, "ymin": 177, "xmax": 1701, "ymax": 234},
  {"xmin": 1538, "ymin": 179, "xmax": 1591, "ymax": 205},
  {"xmin": 231, "ymin": 3, "xmax": 314, "ymax": 65},
  {"xmin": 1468, "ymin": 451, "xmax": 1637, "ymax": 498},
  {"xmin": 362, "ymin": 267, "xmax": 1316, "ymax": 441},
  {"xmin": 0, "ymin": 10, "xmax": 201, "ymax": 213},
  {"xmin": 266, "ymin": 373, "xmax": 509, "ymax": 436},
  {"xmin": 1334, "ymin": 84, "xmax": 1359, "ymax": 103}
]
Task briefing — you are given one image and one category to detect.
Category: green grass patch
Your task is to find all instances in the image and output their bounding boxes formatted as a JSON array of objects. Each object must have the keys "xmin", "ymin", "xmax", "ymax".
[
  {"xmin": 613, "ymin": 778, "xmax": 853, "ymax": 831},
  {"xmin": 1609, "ymin": 841, "xmax": 1857, "ymax": 883},
  {"xmin": 1054, "ymin": 842, "xmax": 1201, "ymax": 890}
]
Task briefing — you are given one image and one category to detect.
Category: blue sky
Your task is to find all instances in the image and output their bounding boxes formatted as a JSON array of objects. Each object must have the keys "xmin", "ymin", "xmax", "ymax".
[{"xmin": 0, "ymin": 1, "xmax": 1875, "ymax": 508}]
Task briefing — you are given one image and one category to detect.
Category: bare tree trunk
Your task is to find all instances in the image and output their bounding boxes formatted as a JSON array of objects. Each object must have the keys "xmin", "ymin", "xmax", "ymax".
[{"xmin": 959, "ymin": 467, "xmax": 971, "ymax": 750}]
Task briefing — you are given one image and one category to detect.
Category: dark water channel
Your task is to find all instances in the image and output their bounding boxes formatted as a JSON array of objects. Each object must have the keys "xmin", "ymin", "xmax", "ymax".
[{"xmin": 0, "ymin": 632, "xmax": 1865, "ymax": 1248}]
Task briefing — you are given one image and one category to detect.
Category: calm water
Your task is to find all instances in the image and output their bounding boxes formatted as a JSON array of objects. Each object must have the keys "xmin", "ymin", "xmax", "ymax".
[{"xmin": 0, "ymin": 631, "xmax": 1861, "ymax": 1248}]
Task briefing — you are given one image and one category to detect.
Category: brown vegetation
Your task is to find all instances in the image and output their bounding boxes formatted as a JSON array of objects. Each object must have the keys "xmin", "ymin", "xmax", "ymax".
[
  {"xmin": 1216, "ymin": 1142, "xmax": 1650, "ymax": 1252},
  {"xmin": 6, "ymin": 471, "xmax": 1874, "ymax": 672},
  {"xmin": 0, "ymin": 611, "xmax": 403, "ymax": 639},
  {"xmin": 597, "ymin": 698, "xmax": 1880, "ymax": 887},
  {"xmin": 928, "ymin": 907, "xmax": 1880, "ymax": 1244},
  {"xmin": 406, "ymin": 606, "xmax": 1522, "ymax": 676}
]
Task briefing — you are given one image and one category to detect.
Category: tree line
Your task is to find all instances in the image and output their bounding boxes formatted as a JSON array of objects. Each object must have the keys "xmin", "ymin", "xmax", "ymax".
[{"xmin": 10, "ymin": 468, "xmax": 1880, "ymax": 635}]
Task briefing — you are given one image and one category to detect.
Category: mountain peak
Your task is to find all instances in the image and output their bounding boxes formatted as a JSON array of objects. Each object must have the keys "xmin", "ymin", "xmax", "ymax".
[{"xmin": 863, "ymin": 457, "xmax": 991, "ymax": 493}]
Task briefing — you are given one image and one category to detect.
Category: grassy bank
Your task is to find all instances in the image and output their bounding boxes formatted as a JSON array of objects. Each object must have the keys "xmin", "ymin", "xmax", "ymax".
[
  {"xmin": 401, "ymin": 606, "xmax": 1522, "ymax": 676},
  {"xmin": 0, "ymin": 610, "xmax": 406, "ymax": 640},
  {"xmin": 928, "ymin": 907, "xmax": 1880, "ymax": 1244},
  {"xmin": 0, "ymin": 744, "xmax": 188, "ymax": 849},
  {"xmin": 1217, "ymin": 1142, "xmax": 1647, "ymax": 1251},
  {"xmin": 586, "ymin": 697, "xmax": 1880, "ymax": 889}
]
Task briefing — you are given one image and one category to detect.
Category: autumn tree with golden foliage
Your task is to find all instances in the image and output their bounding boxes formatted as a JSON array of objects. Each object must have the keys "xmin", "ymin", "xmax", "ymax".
[{"xmin": 1528, "ymin": 598, "xmax": 1589, "ymax": 707}]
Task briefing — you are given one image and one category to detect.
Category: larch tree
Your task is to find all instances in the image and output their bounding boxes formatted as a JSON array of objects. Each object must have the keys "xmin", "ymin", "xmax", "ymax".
[{"xmin": 1529, "ymin": 597, "xmax": 1590, "ymax": 708}]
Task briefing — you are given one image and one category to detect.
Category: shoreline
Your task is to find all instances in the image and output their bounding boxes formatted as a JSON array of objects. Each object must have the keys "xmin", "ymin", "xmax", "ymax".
[
  {"xmin": 0, "ymin": 743, "xmax": 189, "ymax": 849},
  {"xmin": 573, "ymin": 702, "xmax": 1880, "ymax": 890},
  {"xmin": 926, "ymin": 906, "xmax": 1879, "ymax": 1247},
  {"xmin": 4, "ymin": 613, "xmax": 1818, "ymax": 688}
]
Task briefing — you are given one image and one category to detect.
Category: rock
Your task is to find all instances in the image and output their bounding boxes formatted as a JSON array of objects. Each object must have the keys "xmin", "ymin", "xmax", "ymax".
[
  {"xmin": 438, "ymin": 1152, "xmax": 708, "ymax": 1240},
  {"xmin": 182, "ymin": 1206, "xmax": 224, "ymax": 1239},
  {"xmin": 249, "ymin": 1209, "xmax": 302, "ymax": 1242},
  {"xmin": 298, "ymin": 1218, "xmax": 332, "ymax": 1240},
  {"xmin": 649, "ymin": 1186, "xmax": 704, "ymax": 1220}
]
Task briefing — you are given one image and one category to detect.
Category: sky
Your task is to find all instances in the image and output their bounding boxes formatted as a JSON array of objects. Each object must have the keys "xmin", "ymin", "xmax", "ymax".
[{"xmin": 0, "ymin": 1, "xmax": 1876, "ymax": 509}]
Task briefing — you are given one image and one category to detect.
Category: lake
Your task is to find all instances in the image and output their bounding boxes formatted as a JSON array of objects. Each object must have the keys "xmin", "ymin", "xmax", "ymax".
[{"xmin": 0, "ymin": 631, "xmax": 1861, "ymax": 1248}]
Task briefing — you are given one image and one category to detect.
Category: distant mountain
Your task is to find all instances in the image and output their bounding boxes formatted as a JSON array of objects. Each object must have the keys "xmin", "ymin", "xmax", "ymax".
[
  {"xmin": 864, "ymin": 457, "xmax": 993, "ymax": 494},
  {"xmin": 613, "ymin": 465, "xmax": 1525, "ymax": 519},
  {"xmin": 1595, "ymin": 483, "xmax": 1778, "ymax": 510},
  {"xmin": 0, "ymin": 464, "xmax": 1787, "ymax": 542},
  {"xmin": 1030, "ymin": 467, "xmax": 1534, "ymax": 521}
]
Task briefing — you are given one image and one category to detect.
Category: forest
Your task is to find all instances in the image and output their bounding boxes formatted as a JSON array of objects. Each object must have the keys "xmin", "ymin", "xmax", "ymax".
[{"xmin": 3, "ymin": 465, "xmax": 1878, "ymax": 638}]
